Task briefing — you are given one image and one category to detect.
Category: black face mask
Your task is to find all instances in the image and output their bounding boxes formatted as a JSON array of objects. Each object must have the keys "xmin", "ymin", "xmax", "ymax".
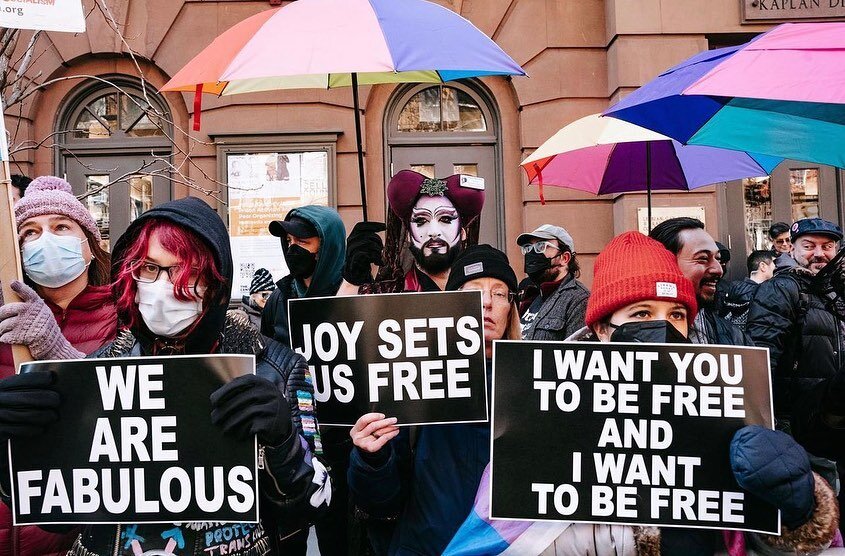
[
  {"xmin": 608, "ymin": 320, "xmax": 689, "ymax": 344},
  {"xmin": 286, "ymin": 244, "xmax": 318, "ymax": 279},
  {"xmin": 524, "ymin": 251, "xmax": 552, "ymax": 283}
]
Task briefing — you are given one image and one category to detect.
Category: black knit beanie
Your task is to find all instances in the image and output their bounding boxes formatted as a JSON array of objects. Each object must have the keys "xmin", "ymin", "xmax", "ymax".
[
  {"xmin": 250, "ymin": 268, "xmax": 276, "ymax": 294},
  {"xmin": 446, "ymin": 244, "xmax": 518, "ymax": 293}
]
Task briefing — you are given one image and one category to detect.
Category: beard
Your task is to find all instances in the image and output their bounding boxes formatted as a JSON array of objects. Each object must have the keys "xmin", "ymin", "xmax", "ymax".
[{"xmin": 409, "ymin": 241, "xmax": 463, "ymax": 274}]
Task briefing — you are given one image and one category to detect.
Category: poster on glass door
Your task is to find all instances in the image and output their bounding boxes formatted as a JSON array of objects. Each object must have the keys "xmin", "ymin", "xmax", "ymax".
[{"xmin": 227, "ymin": 151, "xmax": 329, "ymax": 299}]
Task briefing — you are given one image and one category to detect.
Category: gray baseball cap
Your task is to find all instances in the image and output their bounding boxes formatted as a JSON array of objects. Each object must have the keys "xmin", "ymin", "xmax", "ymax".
[{"xmin": 516, "ymin": 224, "xmax": 575, "ymax": 253}]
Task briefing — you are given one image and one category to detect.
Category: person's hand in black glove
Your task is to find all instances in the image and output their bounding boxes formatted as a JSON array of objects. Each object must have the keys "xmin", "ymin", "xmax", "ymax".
[
  {"xmin": 210, "ymin": 374, "xmax": 292, "ymax": 446},
  {"xmin": 343, "ymin": 221, "xmax": 386, "ymax": 286},
  {"xmin": 730, "ymin": 425, "xmax": 815, "ymax": 529},
  {"xmin": 0, "ymin": 371, "xmax": 60, "ymax": 441}
]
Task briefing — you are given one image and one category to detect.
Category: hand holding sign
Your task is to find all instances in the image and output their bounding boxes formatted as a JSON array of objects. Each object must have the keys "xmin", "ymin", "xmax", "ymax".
[
  {"xmin": 0, "ymin": 281, "xmax": 82, "ymax": 360},
  {"xmin": 0, "ymin": 371, "xmax": 59, "ymax": 439},
  {"xmin": 210, "ymin": 374, "xmax": 292, "ymax": 446},
  {"xmin": 350, "ymin": 413, "xmax": 399, "ymax": 453}
]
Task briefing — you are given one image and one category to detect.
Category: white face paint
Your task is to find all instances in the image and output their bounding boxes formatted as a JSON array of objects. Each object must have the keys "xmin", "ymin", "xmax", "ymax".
[{"xmin": 409, "ymin": 195, "xmax": 461, "ymax": 256}]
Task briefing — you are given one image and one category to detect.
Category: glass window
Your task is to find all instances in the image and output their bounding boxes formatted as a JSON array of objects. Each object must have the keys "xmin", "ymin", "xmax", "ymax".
[
  {"xmin": 397, "ymin": 86, "xmax": 486, "ymax": 133},
  {"xmin": 790, "ymin": 168, "xmax": 820, "ymax": 221},
  {"xmin": 410, "ymin": 164, "xmax": 435, "ymax": 178},
  {"xmin": 453, "ymin": 164, "xmax": 478, "ymax": 176},
  {"xmin": 85, "ymin": 175, "xmax": 110, "ymax": 249},
  {"xmin": 73, "ymin": 92, "xmax": 164, "ymax": 139},
  {"xmin": 743, "ymin": 175, "xmax": 772, "ymax": 252},
  {"xmin": 129, "ymin": 175, "xmax": 153, "ymax": 221}
]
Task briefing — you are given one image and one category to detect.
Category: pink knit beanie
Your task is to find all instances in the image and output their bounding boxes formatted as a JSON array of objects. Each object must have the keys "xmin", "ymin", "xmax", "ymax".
[{"xmin": 14, "ymin": 176, "xmax": 101, "ymax": 240}]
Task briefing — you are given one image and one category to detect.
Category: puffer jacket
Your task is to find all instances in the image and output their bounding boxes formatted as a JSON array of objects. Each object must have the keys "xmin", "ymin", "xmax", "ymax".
[
  {"xmin": 719, "ymin": 279, "xmax": 760, "ymax": 331},
  {"xmin": 0, "ymin": 284, "xmax": 117, "ymax": 378},
  {"xmin": 745, "ymin": 268, "xmax": 844, "ymax": 422},
  {"xmin": 0, "ymin": 284, "xmax": 116, "ymax": 556},
  {"xmin": 520, "ymin": 275, "xmax": 589, "ymax": 341}
]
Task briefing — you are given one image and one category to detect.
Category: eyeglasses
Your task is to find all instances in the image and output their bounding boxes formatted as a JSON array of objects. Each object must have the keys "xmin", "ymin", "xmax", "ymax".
[
  {"xmin": 774, "ymin": 238, "xmax": 792, "ymax": 245},
  {"xmin": 256, "ymin": 291, "xmax": 272, "ymax": 300},
  {"xmin": 479, "ymin": 289, "xmax": 516, "ymax": 305},
  {"xmin": 131, "ymin": 261, "xmax": 199, "ymax": 287},
  {"xmin": 520, "ymin": 240, "xmax": 560, "ymax": 255}
]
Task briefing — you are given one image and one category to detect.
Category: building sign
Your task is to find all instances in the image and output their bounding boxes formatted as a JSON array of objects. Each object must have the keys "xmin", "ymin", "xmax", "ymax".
[
  {"xmin": 637, "ymin": 206, "xmax": 706, "ymax": 235},
  {"xmin": 0, "ymin": 0, "xmax": 85, "ymax": 32},
  {"xmin": 226, "ymin": 151, "xmax": 329, "ymax": 299},
  {"xmin": 742, "ymin": 0, "xmax": 845, "ymax": 22}
]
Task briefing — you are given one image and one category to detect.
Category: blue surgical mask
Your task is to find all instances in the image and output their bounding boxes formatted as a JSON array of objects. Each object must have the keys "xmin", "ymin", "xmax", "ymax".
[{"xmin": 22, "ymin": 232, "xmax": 89, "ymax": 288}]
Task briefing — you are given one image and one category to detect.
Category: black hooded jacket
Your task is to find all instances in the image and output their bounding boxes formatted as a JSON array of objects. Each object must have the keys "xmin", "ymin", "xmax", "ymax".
[{"xmin": 72, "ymin": 198, "xmax": 330, "ymax": 556}]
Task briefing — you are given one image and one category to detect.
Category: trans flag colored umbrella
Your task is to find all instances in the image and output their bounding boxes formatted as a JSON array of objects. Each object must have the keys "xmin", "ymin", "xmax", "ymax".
[
  {"xmin": 520, "ymin": 114, "xmax": 780, "ymax": 229},
  {"xmin": 161, "ymin": 0, "xmax": 525, "ymax": 220},
  {"xmin": 605, "ymin": 22, "xmax": 845, "ymax": 168}
]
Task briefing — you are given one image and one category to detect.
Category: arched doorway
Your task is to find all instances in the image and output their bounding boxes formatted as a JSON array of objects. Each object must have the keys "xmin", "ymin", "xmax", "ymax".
[
  {"xmin": 56, "ymin": 77, "xmax": 172, "ymax": 249},
  {"xmin": 385, "ymin": 81, "xmax": 503, "ymax": 248}
]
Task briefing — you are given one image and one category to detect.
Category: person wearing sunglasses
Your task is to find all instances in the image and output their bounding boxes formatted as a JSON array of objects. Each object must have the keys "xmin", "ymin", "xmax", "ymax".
[
  {"xmin": 769, "ymin": 221, "xmax": 798, "ymax": 273},
  {"xmin": 516, "ymin": 225, "xmax": 589, "ymax": 342},
  {"xmin": 241, "ymin": 267, "xmax": 276, "ymax": 331}
]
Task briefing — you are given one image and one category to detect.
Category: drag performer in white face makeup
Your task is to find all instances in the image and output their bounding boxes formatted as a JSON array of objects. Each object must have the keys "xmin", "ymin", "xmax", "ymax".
[{"xmin": 341, "ymin": 170, "xmax": 485, "ymax": 294}]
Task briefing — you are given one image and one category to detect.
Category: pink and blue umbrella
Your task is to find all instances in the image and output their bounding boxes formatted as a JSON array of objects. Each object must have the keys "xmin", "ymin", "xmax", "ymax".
[
  {"xmin": 163, "ymin": 0, "xmax": 525, "ymax": 219},
  {"xmin": 605, "ymin": 23, "xmax": 845, "ymax": 169},
  {"xmin": 521, "ymin": 115, "xmax": 780, "ymax": 229}
]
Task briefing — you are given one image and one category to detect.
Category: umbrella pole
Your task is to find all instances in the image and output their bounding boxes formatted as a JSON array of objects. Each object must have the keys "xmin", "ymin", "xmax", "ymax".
[
  {"xmin": 351, "ymin": 73, "xmax": 368, "ymax": 222},
  {"xmin": 646, "ymin": 141, "xmax": 652, "ymax": 233}
]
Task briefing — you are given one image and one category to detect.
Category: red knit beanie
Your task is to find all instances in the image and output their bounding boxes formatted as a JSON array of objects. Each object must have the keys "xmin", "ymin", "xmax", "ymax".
[{"xmin": 586, "ymin": 231, "xmax": 697, "ymax": 328}]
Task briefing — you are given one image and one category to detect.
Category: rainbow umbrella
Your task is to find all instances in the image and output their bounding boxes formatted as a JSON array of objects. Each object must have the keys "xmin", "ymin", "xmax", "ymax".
[
  {"xmin": 521, "ymin": 114, "xmax": 780, "ymax": 229},
  {"xmin": 161, "ymin": 0, "xmax": 525, "ymax": 220},
  {"xmin": 605, "ymin": 22, "xmax": 845, "ymax": 169}
]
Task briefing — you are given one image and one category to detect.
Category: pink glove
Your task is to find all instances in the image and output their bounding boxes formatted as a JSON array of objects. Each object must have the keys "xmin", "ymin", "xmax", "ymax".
[{"xmin": 0, "ymin": 281, "xmax": 84, "ymax": 360}]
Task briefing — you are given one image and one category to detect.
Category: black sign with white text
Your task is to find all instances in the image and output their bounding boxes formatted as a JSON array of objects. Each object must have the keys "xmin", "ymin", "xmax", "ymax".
[
  {"xmin": 491, "ymin": 341, "xmax": 778, "ymax": 534},
  {"xmin": 9, "ymin": 355, "xmax": 257, "ymax": 525},
  {"xmin": 288, "ymin": 291, "xmax": 487, "ymax": 426}
]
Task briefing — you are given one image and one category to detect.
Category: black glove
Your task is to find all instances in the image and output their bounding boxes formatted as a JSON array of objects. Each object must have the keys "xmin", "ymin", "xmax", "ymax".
[
  {"xmin": 210, "ymin": 374, "xmax": 292, "ymax": 446},
  {"xmin": 0, "ymin": 372, "xmax": 60, "ymax": 440},
  {"xmin": 730, "ymin": 425, "xmax": 815, "ymax": 529},
  {"xmin": 343, "ymin": 222, "xmax": 386, "ymax": 286}
]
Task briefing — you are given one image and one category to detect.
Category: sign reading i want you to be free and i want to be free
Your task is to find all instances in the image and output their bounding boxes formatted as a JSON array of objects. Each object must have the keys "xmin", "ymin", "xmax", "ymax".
[
  {"xmin": 8, "ymin": 354, "xmax": 259, "ymax": 525},
  {"xmin": 288, "ymin": 290, "xmax": 488, "ymax": 427},
  {"xmin": 491, "ymin": 341, "xmax": 780, "ymax": 535}
]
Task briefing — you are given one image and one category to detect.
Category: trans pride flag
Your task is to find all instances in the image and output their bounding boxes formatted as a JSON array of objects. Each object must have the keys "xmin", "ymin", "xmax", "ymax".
[{"xmin": 443, "ymin": 464, "xmax": 571, "ymax": 556}]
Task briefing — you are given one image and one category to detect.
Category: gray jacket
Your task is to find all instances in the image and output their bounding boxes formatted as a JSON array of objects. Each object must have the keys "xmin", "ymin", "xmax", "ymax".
[{"xmin": 521, "ymin": 276, "xmax": 589, "ymax": 341}]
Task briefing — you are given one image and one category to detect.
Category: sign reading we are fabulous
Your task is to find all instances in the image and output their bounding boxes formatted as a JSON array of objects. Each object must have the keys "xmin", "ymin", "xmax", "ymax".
[
  {"xmin": 9, "ymin": 354, "xmax": 258, "ymax": 525},
  {"xmin": 491, "ymin": 341, "xmax": 779, "ymax": 535},
  {"xmin": 288, "ymin": 291, "xmax": 488, "ymax": 426}
]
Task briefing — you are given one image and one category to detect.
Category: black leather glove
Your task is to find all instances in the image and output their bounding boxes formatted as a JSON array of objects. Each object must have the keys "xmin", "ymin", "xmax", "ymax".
[
  {"xmin": 343, "ymin": 221, "xmax": 386, "ymax": 286},
  {"xmin": 0, "ymin": 372, "xmax": 60, "ymax": 440},
  {"xmin": 210, "ymin": 374, "xmax": 292, "ymax": 446}
]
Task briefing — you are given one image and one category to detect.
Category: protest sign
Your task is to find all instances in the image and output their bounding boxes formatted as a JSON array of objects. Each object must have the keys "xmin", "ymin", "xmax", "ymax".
[
  {"xmin": 9, "ymin": 354, "xmax": 258, "ymax": 525},
  {"xmin": 288, "ymin": 291, "xmax": 487, "ymax": 426},
  {"xmin": 0, "ymin": 0, "xmax": 85, "ymax": 32},
  {"xmin": 490, "ymin": 341, "xmax": 778, "ymax": 535}
]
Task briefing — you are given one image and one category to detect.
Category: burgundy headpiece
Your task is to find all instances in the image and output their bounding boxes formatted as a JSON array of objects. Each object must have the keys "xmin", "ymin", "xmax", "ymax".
[{"xmin": 386, "ymin": 170, "xmax": 485, "ymax": 225}]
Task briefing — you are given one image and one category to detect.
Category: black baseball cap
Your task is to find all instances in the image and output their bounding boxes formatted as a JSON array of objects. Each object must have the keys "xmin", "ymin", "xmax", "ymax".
[
  {"xmin": 269, "ymin": 216, "xmax": 318, "ymax": 239},
  {"xmin": 790, "ymin": 218, "xmax": 843, "ymax": 243}
]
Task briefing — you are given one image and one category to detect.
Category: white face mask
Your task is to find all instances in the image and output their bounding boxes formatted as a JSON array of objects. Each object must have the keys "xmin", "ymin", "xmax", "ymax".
[
  {"xmin": 22, "ymin": 231, "xmax": 89, "ymax": 288},
  {"xmin": 135, "ymin": 276, "xmax": 204, "ymax": 337}
]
